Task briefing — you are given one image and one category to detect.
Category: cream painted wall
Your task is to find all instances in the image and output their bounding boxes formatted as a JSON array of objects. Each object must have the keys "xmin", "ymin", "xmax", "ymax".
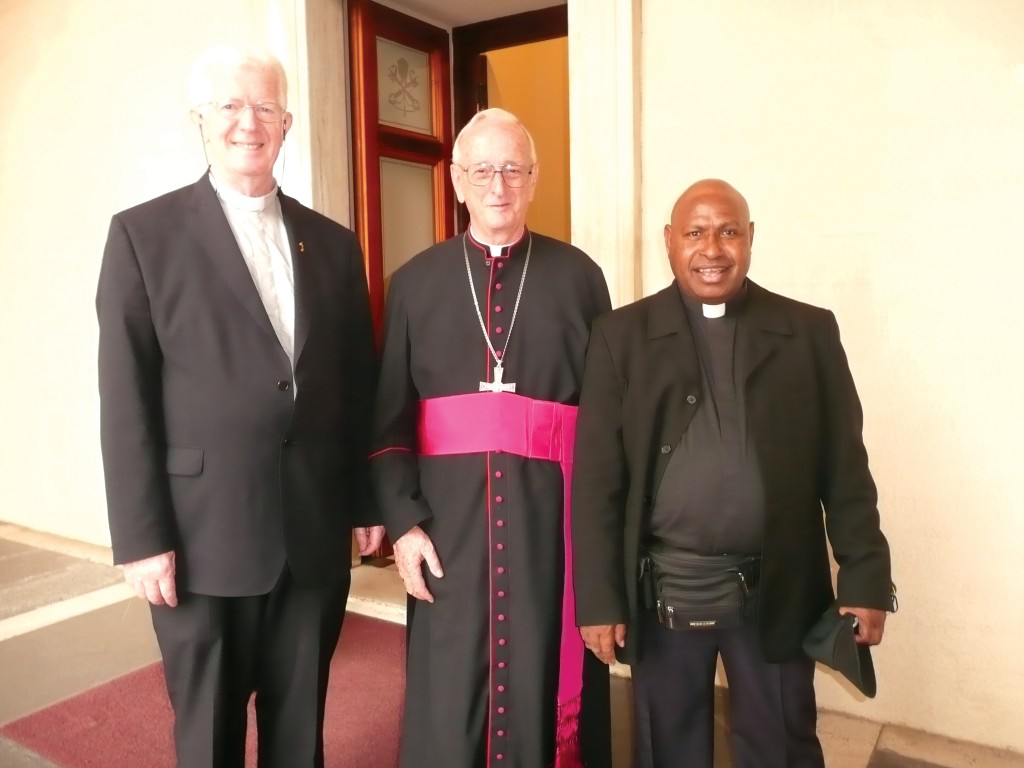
[
  {"xmin": 486, "ymin": 39, "xmax": 571, "ymax": 242},
  {"xmin": 637, "ymin": 0, "xmax": 1024, "ymax": 752},
  {"xmin": 0, "ymin": 0, "xmax": 327, "ymax": 546}
]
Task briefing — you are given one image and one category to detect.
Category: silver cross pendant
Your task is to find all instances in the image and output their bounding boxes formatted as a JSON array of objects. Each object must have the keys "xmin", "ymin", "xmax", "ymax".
[{"xmin": 479, "ymin": 363, "xmax": 516, "ymax": 393}]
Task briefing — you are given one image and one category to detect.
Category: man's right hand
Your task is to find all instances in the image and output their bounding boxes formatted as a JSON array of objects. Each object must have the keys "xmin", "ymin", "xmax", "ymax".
[
  {"xmin": 121, "ymin": 551, "xmax": 177, "ymax": 607},
  {"xmin": 580, "ymin": 624, "xmax": 627, "ymax": 665},
  {"xmin": 393, "ymin": 526, "xmax": 444, "ymax": 603}
]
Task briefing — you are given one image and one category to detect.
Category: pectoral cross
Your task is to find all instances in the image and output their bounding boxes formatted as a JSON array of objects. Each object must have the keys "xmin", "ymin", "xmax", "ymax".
[{"xmin": 479, "ymin": 363, "xmax": 516, "ymax": 393}]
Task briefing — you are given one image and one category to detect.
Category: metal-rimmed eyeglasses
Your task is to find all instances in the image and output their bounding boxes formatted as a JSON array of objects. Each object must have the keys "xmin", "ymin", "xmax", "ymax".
[
  {"xmin": 456, "ymin": 163, "xmax": 534, "ymax": 188},
  {"xmin": 207, "ymin": 99, "xmax": 285, "ymax": 123}
]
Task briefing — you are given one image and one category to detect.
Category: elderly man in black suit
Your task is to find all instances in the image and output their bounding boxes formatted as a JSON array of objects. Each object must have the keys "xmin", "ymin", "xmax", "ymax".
[
  {"xmin": 96, "ymin": 45, "xmax": 381, "ymax": 768},
  {"xmin": 571, "ymin": 179, "xmax": 893, "ymax": 767}
]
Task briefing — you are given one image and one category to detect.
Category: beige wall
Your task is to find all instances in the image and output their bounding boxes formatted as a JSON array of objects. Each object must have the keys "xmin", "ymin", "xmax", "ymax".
[
  {"xmin": 487, "ymin": 39, "xmax": 571, "ymax": 241},
  {"xmin": 0, "ymin": 0, "xmax": 332, "ymax": 545},
  {"xmin": 633, "ymin": 0, "xmax": 1024, "ymax": 753}
]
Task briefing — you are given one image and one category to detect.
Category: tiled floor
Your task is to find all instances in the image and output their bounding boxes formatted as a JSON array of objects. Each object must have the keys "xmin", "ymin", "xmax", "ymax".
[{"xmin": 1, "ymin": 521, "xmax": 1022, "ymax": 768}]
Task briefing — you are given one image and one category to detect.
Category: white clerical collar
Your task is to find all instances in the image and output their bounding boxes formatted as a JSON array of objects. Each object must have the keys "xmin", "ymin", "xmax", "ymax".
[
  {"xmin": 469, "ymin": 227, "xmax": 526, "ymax": 258},
  {"xmin": 208, "ymin": 172, "xmax": 279, "ymax": 212},
  {"xmin": 702, "ymin": 303, "xmax": 726, "ymax": 318}
]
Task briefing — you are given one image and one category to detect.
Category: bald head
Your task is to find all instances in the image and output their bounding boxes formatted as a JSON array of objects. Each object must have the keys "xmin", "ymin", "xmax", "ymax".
[
  {"xmin": 664, "ymin": 179, "xmax": 754, "ymax": 304},
  {"xmin": 670, "ymin": 179, "xmax": 750, "ymax": 226}
]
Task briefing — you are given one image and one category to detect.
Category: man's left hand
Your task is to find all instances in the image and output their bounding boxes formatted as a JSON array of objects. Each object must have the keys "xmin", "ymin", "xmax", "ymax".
[
  {"xmin": 354, "ymin": 526, "xmax": 386, "ymax": 555},
  {"xmin": 839, "ymin": 606, "xmax": 886, "ymax": 645}
]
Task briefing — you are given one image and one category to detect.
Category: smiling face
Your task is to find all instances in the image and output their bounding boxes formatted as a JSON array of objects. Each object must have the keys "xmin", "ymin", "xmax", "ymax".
[
  {"xmin": 664, "ymin": 180, "xmax": 754, "ymax": 304},
  {"xmin": 450, "ymin": 119, "xmax": 537, "ymax": 244},
  {"xmin": 193, "ymin": 62, "xmax": 291, "ymax": 197}
]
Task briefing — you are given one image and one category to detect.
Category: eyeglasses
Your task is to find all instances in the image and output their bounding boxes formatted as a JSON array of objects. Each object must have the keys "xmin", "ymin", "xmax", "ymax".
[
  {"xmin": 207, "ymin": 99, "xmax": 285, "ymax": 123},
  {"xmin": 456, "ymin": 163, "xmax": 533, "ymax": 188}
]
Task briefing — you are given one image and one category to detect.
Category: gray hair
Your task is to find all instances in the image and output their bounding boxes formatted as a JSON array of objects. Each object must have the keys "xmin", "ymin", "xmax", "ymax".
[
  {"xmin": 187, "ymin": 45, "xmax": 288, "ymax": 110},
  {"xmin": 452, "ymin": 108, "xmax": 537, "ymax": 166}
]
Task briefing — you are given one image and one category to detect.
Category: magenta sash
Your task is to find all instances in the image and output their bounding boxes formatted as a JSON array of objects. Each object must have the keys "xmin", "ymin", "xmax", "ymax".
[{"xmin": 418, "ymin": 392, "xmax": 585, "ymax": 768}]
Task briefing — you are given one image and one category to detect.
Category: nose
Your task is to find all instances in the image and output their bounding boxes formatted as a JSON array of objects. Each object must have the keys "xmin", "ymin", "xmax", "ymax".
[
  {"xmin": 486, "ymin": 169, "xmax": 508, "ymax": 192},
  {"xmin": 703, "ymin": 233, "xmax": 723, "ymax": 258},
  {"xmin": 237, "ymin": 104, "xmax": 259, "ymax": 129}
]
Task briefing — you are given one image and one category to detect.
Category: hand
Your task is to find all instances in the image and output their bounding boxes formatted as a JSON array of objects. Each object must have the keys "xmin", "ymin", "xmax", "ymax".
[
  {"xmin": 392, "ymin": 526, "xmax": 444, "ymax": 603},
  {"xmin": 580, "ymin": 623, "xmax": 627, "ymax": 665},
  {"xmin": 122, "ymin": 551, "xmax": 177, "ymax": 607},
  {"xmin": 354, "ymin": 525, "xmax": 386, "ymax": 555},
  {"xmin": 839, "ymin": 606, "xmax": 886, "ymax": 645}
]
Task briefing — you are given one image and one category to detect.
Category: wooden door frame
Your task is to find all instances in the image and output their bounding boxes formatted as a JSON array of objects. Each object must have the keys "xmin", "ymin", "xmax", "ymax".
[{"xmin": 349, "ymin": 0, "xmax": 455, "ymax": 334}]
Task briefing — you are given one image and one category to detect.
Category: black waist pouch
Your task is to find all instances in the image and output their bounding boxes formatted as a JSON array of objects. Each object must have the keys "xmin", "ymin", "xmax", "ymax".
[{"xmin": 640, "ymin": 546, "xmax": 760, "ymax": 630}]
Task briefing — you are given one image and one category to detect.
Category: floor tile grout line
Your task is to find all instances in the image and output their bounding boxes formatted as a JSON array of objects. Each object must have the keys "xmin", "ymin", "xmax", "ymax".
[{"xmin": 0, "ymin": 583, "xmax": 135, "ymax": 642}]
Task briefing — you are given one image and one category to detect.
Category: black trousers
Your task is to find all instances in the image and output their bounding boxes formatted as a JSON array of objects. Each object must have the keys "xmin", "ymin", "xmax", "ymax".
[
  {"xmin": 631, "ymin": 610, "xmax": 824, "ymax": 768},
  {"xmin": 149, "ymin": 566, "xmax": 350, "ymax": 768}
]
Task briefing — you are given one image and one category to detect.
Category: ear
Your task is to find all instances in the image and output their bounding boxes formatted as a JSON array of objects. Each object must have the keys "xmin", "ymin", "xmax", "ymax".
[
  {"xmin": 526, "ymin": 162, "xmax": 539, "ymax": 203},
  {"xmin": 663, "ymin": 223, "xmax": 673, "ymax": 253},
  {"xmin": 450, "ymin": 164, "xmax": 467, "ymax": 204},
  {"xmin": 748, "ymin": 220, "xmax": 755, "ymax": 247},
  {"xmin": 282, "ymin": 111, "xmax": 293, "ymax": 136},
  {"xmin": 189, "ymin": 108, "xmax": 204, "ymax": 127}
]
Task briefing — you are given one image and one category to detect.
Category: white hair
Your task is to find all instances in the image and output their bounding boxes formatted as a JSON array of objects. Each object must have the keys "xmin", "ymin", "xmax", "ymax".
[
  {"xmin": 187, "ymin": 45, "xmax": 288, "ymax": 110},
  {"xmin": 451, "ymin": 108, "xmax": 538, "ymax": 166}
]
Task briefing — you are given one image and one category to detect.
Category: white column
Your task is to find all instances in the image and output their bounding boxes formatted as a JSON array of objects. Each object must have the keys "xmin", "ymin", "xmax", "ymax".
[{"xmin": 568, "ymin": 0, "xmax": 642, "ymax": 307}]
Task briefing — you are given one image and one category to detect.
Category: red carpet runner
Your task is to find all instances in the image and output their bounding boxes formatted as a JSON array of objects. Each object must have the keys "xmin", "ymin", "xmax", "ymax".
[{"xmin": 0, "ymin": 613, "xmax": 404, "ymax": 767}]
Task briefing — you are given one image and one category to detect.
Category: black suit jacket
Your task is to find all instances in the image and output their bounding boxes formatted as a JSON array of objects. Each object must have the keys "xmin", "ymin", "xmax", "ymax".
[
  {"xmin": 97, "ymin": 175, "xmax": 377, "ymax": 596},
  {"xmin": 571, "ymin": 281, "xmax": 891, "ymax": 663}
]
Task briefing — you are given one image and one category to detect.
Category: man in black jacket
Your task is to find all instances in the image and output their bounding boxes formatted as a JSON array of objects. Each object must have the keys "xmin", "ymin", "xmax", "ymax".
[{"xmin": 572, "ymin": 179, "xmax": 892, "ymax": 767}]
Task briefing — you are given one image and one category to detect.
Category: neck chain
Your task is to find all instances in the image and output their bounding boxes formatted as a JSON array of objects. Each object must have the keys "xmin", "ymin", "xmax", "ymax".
[{"xmin": 462, "ymin": 232, "xmax": 531, "ymax": 393}]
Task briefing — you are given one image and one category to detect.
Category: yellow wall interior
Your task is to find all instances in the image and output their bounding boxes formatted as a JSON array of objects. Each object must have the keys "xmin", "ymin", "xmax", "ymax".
[{"xmin": 486, "ymin": 38, "xmax": 571, "ymax": 242}]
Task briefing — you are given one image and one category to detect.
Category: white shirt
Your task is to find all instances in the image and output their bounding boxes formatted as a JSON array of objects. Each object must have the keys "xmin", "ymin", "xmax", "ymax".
[{"xmin": 210, "ymin": 175, "xmax": 296, "ymax": 370}]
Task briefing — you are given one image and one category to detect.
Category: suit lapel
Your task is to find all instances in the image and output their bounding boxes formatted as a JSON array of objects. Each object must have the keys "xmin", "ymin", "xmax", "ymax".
[
  {"xmin": 737, "ymin": 281, "xmax": 793, "ymax": 384},
  {"xmin": 646, "ymin": 285, "xmax": 702, "ymax": 490},
  {"xmin": 188, "ymin": 176, "xmax": 279, "ymax": 341},
  {"xmin": 279, "ymin": 193, "xmax": 313, "ymax": 365}
]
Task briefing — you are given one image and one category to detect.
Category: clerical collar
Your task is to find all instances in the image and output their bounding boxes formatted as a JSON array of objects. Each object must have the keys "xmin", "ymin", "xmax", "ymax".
[
  {"xmin": 208, "ymin": 172, "xmax": 279, "ymax": 212},
  {"xmin": 466, "ymin": 227, "xmax": 528, "ymax": 259},
  {"xmin": 678, "ymin": 281, "xmax": 749, "ymax": 318}
]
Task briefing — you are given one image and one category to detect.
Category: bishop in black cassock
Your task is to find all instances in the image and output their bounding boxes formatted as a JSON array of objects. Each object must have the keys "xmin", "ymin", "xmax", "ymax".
[{"xmin": 370, "ymin": 109, "xmax": 613, "ymax": 768}]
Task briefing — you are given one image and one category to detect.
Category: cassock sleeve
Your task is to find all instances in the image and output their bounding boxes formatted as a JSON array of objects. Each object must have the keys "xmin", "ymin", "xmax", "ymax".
[
  {"xmin": 588, "ymin": 259, "xmax": 613, "ymax": 319},
  {"xmin": 96, "ymin": 215, "xmax": 178, "ymax": 564},
  {"xmin": 815, "ymin": 311, "xmax": 893, "ymax": 609},
  {"xmin": 571, "ymin": 316, "xmax": 630, "ymax": 625},
  {"xmin": 370, "ymin": 272, "xmax": 434, "ymax": 540}
]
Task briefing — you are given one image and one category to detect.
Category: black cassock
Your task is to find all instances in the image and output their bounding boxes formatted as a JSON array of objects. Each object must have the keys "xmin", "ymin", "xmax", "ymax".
[{"xmin": 371, "ymin": 230, "xmax": 613, "ymax": 768}]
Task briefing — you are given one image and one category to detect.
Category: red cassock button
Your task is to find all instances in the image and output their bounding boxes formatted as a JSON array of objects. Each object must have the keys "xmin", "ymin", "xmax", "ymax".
[
  {"xmin": 495, "ymin": 471, "xmax": 503, "ymax": 478},
  {"xmin": 497, "ymin": 729, "xmax": 505, "ymax": 736},
  {"xmin": 499, "ymin": 638, "xmax": 507, "ymax": 646},
  {"xmin": 495, "ymin": 305, "xmax": 503, "ymax": 313},
  {"xmin": 496, "ymin": 283, "xmax": 503, "ymax": 290},
  {"xmin": 496, "ymin": 496, "xmax": 503, "ymax": 503},
  {"xmin": 497, "ymin": 567, "xmax": 505, "ymax": 574},
  {"xmin": 495, "ymin": 326, "xmax": 503, "ymax": 334},
  {"xmin": 496, "ymin": 754, "xmax": 504, "ymax": 760},
  {"xmin": 497, "ymin": 520, "xmax": 505, "ymax": 527},
  {"xmin": 498, "ymin": 614, "xmax": 505, "ymax": 621},
  {"xmin": 498, "ymin": 707, "xmax": 506, "ymax": 714},
  {"xmin": 498, "ymin": 662, "xmax": 506, "ymax": 669},
  {"xmin": 496, "ymin": 543, "xmax": 504, "ymax": 551},
  {"xmin": 497, "ymin": 590, "xmax": 506, "ymax": 597},
  {"xmin": 498, "ymin": 685, "xmax": 505, "ymax": 692}
]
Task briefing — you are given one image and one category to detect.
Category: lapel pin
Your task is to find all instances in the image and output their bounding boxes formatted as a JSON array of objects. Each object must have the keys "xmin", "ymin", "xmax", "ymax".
[{"xmin": 298, "ymin": 241, "xmax": 305, "ymax": 253}]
